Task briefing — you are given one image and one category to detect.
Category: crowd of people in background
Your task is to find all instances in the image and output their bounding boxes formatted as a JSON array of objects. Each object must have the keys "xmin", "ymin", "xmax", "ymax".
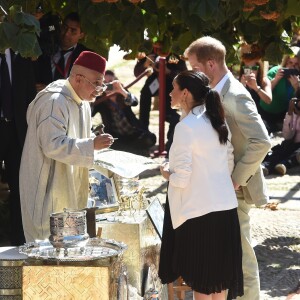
[
  {"xmin": 1, "ymin": 7, "xmax": 300, "ymax": 299},
  {"xmin": 238, "ymin": 43, "xmax": 300, "ymax": 176}
]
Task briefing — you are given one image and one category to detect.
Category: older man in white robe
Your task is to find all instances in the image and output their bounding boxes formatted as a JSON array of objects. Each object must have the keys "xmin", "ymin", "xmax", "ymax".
[{"xmin": 20, "ymin": 51, "xmax": 114, "ymax": 242}]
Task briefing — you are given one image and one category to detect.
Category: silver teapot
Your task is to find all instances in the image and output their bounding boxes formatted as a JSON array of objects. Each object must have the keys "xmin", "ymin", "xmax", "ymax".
[{"xmin": 49, "ymin": 208, "xmax": 89, "ymax": 249}]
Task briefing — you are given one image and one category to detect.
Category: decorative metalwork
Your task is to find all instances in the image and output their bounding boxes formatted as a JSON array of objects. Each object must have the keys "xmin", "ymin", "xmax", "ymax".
[
  {"xmin": 0, "ymin": 249, "xmax": 25, "ymax": 300},
  {"xmin": 113, "ymin": 175, "xmax": 148, "ymax": 217},
  {"xmin": 49, "ymin": 208, "xmax": 89, "ymax": 249},
  {"xmin": 19, "ymin": 238, "xmax": 127, "ymax": 262}
]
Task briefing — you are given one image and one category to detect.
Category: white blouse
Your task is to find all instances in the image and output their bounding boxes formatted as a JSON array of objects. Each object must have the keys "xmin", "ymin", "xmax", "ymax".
[{"xmin": 168, "ymin": 105, "xmax": 237, "ymax": 229}]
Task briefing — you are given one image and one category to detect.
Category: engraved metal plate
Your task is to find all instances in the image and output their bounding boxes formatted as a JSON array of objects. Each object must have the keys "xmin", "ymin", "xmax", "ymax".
[{"xmin": 19, "ymin": 238, "xmax": 127, "ymax": 262}]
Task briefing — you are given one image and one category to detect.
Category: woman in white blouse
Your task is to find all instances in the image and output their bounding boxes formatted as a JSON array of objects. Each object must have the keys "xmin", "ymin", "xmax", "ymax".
[{"xmin": 158, "ymin": 70, "xmax": 243, "ymax": 300}]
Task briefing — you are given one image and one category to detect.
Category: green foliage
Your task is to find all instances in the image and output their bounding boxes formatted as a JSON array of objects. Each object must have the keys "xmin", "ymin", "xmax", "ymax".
[
  {"xmin": 2, "ymin": 0, "xmax": 300, "ymax": 64},
  {"xmin": 0, "ymin": 3, "xmax": 41, "ymax": 57},
  {"xmin": 286, "ymin": 0, "xmax": 300, "ymax": 16}
]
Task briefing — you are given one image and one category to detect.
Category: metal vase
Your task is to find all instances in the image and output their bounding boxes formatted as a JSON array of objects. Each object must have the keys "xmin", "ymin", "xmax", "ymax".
[{"xmin": 49, "ymin": 208, "xmax": 89, "ymax": 249}]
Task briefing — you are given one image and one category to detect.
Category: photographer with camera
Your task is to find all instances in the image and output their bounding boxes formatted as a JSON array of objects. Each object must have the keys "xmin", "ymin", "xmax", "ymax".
[
  {"xmin": 260, "ymin": 51, "xmax": 300, "ymax": 134},
  {"xmin": 92, "ymin": 70, "xmax": 156, "ymax": 156},
  {"xmin": 238, "ymin": 43, "xmax": 272, "ymax": 114},
  {"xmin": 262, "ymin": 92, "xmax": 300, "ymax": 176}
]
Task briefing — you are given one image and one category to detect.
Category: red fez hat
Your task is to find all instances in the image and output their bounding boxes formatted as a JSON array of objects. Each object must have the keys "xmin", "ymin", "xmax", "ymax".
[{"xmin": 74, "ymin": 51, "xmax": 106, "ymax": 74}]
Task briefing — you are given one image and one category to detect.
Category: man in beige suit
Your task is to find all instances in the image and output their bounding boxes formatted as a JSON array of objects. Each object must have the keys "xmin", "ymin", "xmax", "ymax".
[{"xmin": 185, "ymin": 37, "xmax": 271, "ymax": 300}]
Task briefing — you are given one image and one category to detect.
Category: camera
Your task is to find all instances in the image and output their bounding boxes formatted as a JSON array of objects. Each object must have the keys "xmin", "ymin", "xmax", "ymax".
[
  {"xmin": 243, "ymin": 68, "xmax": 251, "ymax": 76},
  {"xmin": 106, "ymin": 83, "xmax": 113, "ymax": 91},
  {"xmin": 282, "ymin": 68, "xmax": 300, "ymax": 77},
  {"xmin": 293, "ymin": 98, "xmax": 300, "ymax": 108}
]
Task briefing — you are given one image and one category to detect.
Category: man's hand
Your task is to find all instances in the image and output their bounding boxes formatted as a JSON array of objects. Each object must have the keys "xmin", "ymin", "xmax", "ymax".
[
  {"xmin": 232, "ymin": 178, "xmax": 241, "ymax": 191},
  {"xmin": 93, "ymin": 133, "xmax": 114, "ymax": 150},
  {"xmin": 160, "ymin": 162, "xmax": 170, "ymax": 180},
  {"xmin": 36, "ymin": 83, "xmax": 46, "ymax": 93}
]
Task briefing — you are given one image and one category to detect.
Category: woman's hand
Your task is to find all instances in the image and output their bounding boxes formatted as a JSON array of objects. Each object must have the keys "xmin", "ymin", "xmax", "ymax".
[
  {"xmin": 288, "ymin": 75, "xmax": 299, "ymax": 92},
  {"xmin": 244, "ymin": 73, "xmax": 258, "ymax": 90},
  {"xmin": 105, "ymin": 80, "xmax": 129, "ymax": 99},
  {"xmin": 288, "ymin": 99, "xmax": 295, "ymax": 115},
  {"xmin": 271, "ymin": 68, "xmax": 284, "ymax": 89},
  {"xmin": 240, "ymin": 74, "xmax": 247, "ymax": 87},
  {"xmin": 275, "ymin": 68, "xmax": 285, "ymax": 80}
]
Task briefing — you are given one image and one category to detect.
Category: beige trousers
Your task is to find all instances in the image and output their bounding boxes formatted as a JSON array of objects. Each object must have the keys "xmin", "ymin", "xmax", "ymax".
[{"xmin": 236, "ymin": 193, "xmax": 260, "ymax": 300}]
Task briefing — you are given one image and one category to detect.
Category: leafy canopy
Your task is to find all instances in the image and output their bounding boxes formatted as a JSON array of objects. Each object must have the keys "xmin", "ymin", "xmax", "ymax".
[{"xmin": 1, "ymin": 0, "xmax": 300, "ymax": 64}]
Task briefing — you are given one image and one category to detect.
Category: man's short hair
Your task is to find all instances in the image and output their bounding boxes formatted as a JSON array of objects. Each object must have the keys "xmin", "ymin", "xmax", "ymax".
[
  {"xmin": 185, "ymin": 36, "xmax": 226, "ymax": 64},
  {"xmin": 105, "ymin": 70, "xmax": 116, "ymax": 77},
  {"xmin": 64, "ymin": 12, "xmax": 81, "ymax": 24}
]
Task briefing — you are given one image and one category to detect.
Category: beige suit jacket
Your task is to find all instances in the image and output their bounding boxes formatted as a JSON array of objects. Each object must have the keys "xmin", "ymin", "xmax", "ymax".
[{"xmin": 220, "ymin": 75, "xmax": 271, "ymax": 206}]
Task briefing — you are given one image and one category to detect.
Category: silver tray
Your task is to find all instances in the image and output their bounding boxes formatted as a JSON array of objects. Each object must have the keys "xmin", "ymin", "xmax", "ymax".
[{"xmin": 19, "ymin": 238, "xmax": 127, "ymax": 262}]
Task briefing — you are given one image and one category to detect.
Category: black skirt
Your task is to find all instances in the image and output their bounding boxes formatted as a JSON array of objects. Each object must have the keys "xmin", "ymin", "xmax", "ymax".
[{"xmin": 158, "ymin": 196, "xmax": 244, "ymax": 298}]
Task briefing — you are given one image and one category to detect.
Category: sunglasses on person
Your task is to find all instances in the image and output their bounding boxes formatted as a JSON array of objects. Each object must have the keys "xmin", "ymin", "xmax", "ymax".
[
  {"xmin": 242, "ymin": 65, "xmax": 260, "ymax": 71},
  {"xmin": 76, "ymin": 74, "xmax": 107, "ymax": 93}
]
